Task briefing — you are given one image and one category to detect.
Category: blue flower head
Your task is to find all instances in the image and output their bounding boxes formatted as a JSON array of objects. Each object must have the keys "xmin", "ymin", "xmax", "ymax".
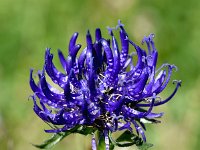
[{"xmin": 29, "ymin": 20, "xmax": 181, "ymax": 150}]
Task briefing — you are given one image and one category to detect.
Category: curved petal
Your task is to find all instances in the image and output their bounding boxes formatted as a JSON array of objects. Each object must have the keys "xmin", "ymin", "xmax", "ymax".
[
  {"xmin": 137, "ymin": 80, "xmax": 181, "ymax": 107},
  {"xmin": 119, "ymin": 28, "xmax": 129, "ymax": 69},
  {"xmin": 69, "ymin": 32, "xmax": 79, "ymax": 55},
  {"xmin": 111, "ymin": 34, "xmax": 120, "ymax": 78},
  {"xmin": 58, "ymin": 49, "xmax": 67, "ymax": 71},
  {"xmin": 122, "ymin": 95, "xmax": 155, "ymax": 118},
  {"xmin": 40, "ymin": 74, "xmax": 65, "ymax": 101},
  {"xmin": 132, "ymin": 120, "xmax": 146, "ymax": 142},
  {"xmin": 45, "ymin": 49, "xmax": 66, "ymax": 88},
  {"xmin": 153, "ymin": 65, "xmax": 177, "ymax": 94}
]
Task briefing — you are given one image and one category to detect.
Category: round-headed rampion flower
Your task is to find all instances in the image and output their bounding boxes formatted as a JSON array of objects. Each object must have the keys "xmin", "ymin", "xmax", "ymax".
[{"xmin": 29, "ymin": 20, "xmax": 181, "ymax": 150}]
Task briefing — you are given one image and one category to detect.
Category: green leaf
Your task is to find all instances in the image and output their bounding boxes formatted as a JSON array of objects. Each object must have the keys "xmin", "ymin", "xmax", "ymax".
[
  {"xmin": 116, "ymin": 130, "xmax": 138, "ymax": 143},
  {"xmin": 109, "ymin": 142, "xmax": 115, "ymax": 150},
  {"xmin": 76, "ymin": 126, "xmax": 96, "ymax": 135},
  {"xmin": 115, "ymin": 130, "xmax": 142, "ymax": 147},
  {"xmin": 33, "ymin": 132, "xmax": 65, "ymax": 149},
  {"xmin": 33, "ymin": 125, "xmax": 82, "ymax": 149},
  {"xmin": 109, "ymin": 130, "xmax": 153, "ymax": 150},
  {"xmin": 137, "ymin": 143, "xmax": 153, "ymax": 150}
]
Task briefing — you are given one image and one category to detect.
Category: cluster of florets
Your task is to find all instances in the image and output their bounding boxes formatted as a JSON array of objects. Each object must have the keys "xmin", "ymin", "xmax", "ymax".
[{"xmin": 29, "ymin": 20, "xmax": 181, "ymax": 150}]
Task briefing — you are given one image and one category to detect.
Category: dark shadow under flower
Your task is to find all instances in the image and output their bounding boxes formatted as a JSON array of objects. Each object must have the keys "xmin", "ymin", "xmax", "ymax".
[{"xmin": 29, "ymin": 20, "xmax": 181, "ymax": 150}]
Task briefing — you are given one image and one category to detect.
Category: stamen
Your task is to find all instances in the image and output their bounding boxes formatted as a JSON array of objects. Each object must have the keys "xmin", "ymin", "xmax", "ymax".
[
  {"xmin": 108, "ymin": 94, "xmax": 122, "ymax": 101},
  {"xmin": 106, "ymin": 26, "xmax": 115, "ymax": 36}
]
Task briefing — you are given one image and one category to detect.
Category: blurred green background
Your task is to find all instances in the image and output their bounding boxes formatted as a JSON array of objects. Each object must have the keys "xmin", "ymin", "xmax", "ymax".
[{"xmin": 0, "ymin": 0, "xmax": 199, "ymax": 149}]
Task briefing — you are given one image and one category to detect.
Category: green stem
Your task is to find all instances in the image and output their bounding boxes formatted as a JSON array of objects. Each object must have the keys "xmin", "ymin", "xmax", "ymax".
[
  {"xmin": 97, "ymin": 131, "xmax": 105, "ymax": 150},
  {"xmin": 96, "ymin": 130, "xmax": 115, "ymax": 150}
]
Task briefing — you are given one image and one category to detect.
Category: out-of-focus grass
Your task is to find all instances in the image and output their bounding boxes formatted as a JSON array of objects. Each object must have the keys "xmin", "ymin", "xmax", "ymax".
[{"xmin": 0, "ymin": 0, "xmax": 200, "ymax": 149}]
